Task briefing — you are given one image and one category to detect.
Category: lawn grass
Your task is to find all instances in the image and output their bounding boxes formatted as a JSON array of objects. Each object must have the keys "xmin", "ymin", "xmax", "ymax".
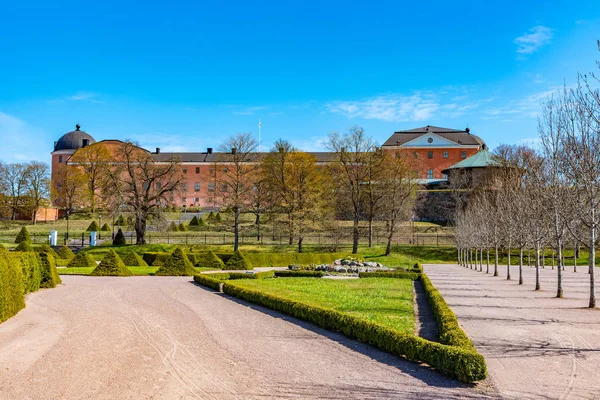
[
  {"xmin": 57, "ymin": 266, "xmax": 217, "ymax": 276},
  {"xmin": 228, "ymin": 277, "xmax": 415, "ymax": 334}
]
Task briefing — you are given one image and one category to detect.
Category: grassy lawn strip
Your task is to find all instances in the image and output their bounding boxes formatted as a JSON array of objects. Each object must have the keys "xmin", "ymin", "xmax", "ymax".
[
  {"xmin": 228, "ymin": 278, "xmax": 415, "ymax": 334},
  {"xmin": 58, "ymin": 266, "xmax": 216, "ymax": 276}
]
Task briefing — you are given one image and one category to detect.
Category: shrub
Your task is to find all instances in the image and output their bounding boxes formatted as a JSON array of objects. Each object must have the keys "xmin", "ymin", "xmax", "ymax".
[
  {"xmin": 241, "ymin": 252, "xmax": 350, "ymax": 268},
  {"xmin": 113, "ymin": 228, "xmax": 126, "ymax": 245},
  {"xmin": 215, "ymin": 212, "xmax": 222, "ymax": 223},
  {"xmin": 178, "ymin": 223, "xmax": 188, "ymax": 232},
  {"xmin": 274, "ymin": 270, "xmax": 324, "ymax": 278},
  {"xmin": 91, "ymin": 250, "xmax": 133, "ymax": 276},
  {"xmin": 220, "ymin": 281, "xmax": 486, "ymax": 383},
  {"xmin": 143, "ymin": 252, "xmax": 170, "ymax": 266},
  {"xmin": 358, "ymin": 271, "xmax": 420, "ymax": 280},
  {"xmin": 206, "ymin": 211, "xmax": 216, "ymax": 222},
  {"xmin": 203, "ymin": 272, "xmax": 231, "ymax": 280},
  {"xmin": 100, "ymin": 223, "xmax": 110, "ymax": 231},
  {"xmin": 198, "ymin": 218, "xmax": 205, "ymax": 227},
  {"xmin": 86, "ymin": 221, "xmax": 100, "ymax": 231},
  {"xmin": 412, "ymin": 263, "xmax": 423, "ymax": 272},
  {"xmin": 189, "ymin": 216, "xmax": 200, "ymax": 226},
  {"xmin": 56, "ymin": 246, "xmax": 75, "ymax": 260},
  {"xmin": 37, "ymin": 244, "xmax": 59, "ymax": 259},
  {"xmin": 169, "ymin": 222, "xmax": 179, "ymax": 232},
  {"xmin": 0, "ymin": 247, "xmax": 26, "ymax": 323},
  {"xmin": 155, "ymin": 248, "xmax": 197, "ymax": 276},
  {"xmin": 193, "ymin": 274, "xmax": 223, "ymax": 291},
  {"xmin": 121, "ymin": 251, "xmax": 148, "ymax": 267},
  {"xmin": 10, "ymin": 252, "xmax": 41, "ymax": 294},
  {"xmin": 15, "ymin": 226, "xmax": 31, "ymax": 244},
  {"xmin": 224, "ymin": 251, "xmax": 251, "ymax": 270},
  {"xmin": 38, "ymin": 252, "xmax": 62, "ymax": 288},
  {"xmin": 67, "ymin": 252, "xmax": 97, "ymax": 268},
  {"xmin": 15, "ymin": 241, "xmax": 33, "ymax": 252},
  {"xmin": 195, "ymin": 251, "xmax": 225, "ymax": 269},
  {"xmin": 114, "ymin": 215, "xmax": 126, "ymax": 226}
]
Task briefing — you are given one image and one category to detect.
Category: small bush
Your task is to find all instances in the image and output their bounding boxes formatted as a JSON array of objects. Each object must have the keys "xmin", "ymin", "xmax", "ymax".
[
  {"xmin": 91, "ymin": 250, "xmax": 133, "ymax": 276},
  {"xmin": 198, "ymin": 218, "xmax": 205, "ymax": 227},
  {"xmin": 178, "ymin": 223, "xmax": 188, "ymax": 232},
  {"xmin": 412, "ymin": 263, "xmax": 423, "ymax": 272},
  {"xmin": 224, "ymin": 251, "xmax": 252, "ymax": 270},
  {"xmin": 113, "ymin": 228, "xmax": 126, "ymax": 245},
  {"xmin": 121, "ymin": 252, "xmax": 148, "ymax": 267},
  {"xmin": 37, "ymin": 244, "xmax": 59, "ymax": 259},
  {"xmin": 193, "ymin": 274, "xmax": 223, "ymax": 291},
  {"xmin": 203, "ymin": 272, "xmax": 231, "ymax": 280},
  {"xmin": 0, "ymin": 248, "xmax": 26, "ymax": 323},
  {"xmin": 215, "ymin": 212, "xmax": 222, "ymax": 223},
  {"xmin": 86, "ymin": 221, "xmax": 100, "ymax": 231},
  {"xmin": 195, "ymin": 251, "xmax": 225, "ymax": 269},
  {"xmin": 274, "ymin": 270, "xmax": 324, "ymax": 278},
  {"xmin": 169, "ymin": 222, "xmax": 179, "ymax": 232},
  {"xmin": 100, "ymin": 223, "xmax": 110, "ymax": 231},
  {"xmin": 189, "ymin": 216, "xmax": 201, "ymax": 226},
  {"xmin": 56, "ymin": 246, "xmax": 75, "ymax": 260},
  {"xmin": 155, "ymin": 248, "xmax": 197, "ymax": 276},
  {"xmin": 114, "ymin": 215, "xmax": 126, "ymax": 226},
  {"xmin": 15, "ymin": 226, "xmax": 31, "ymax": 244},
  {"xmin": 358, "ymin": 271, "xmax": 420, "ymax": 280},
  {"xmin": 15, "ymin": 241, "xmax": 33, "ymax": 252},
  {"xmin": 38, "ymin": 252, "xmax": 62, "ymax": 288},
  {"xmin": 10, "ymin": 252, "xmax": 41, "ymax": 294},
  {"xmin": 67, "ymin": 252, "xmax": 97, "ymax": 268},
  {"xmin": 206, "ymin": 211, "xmax": 216, "ymax": 222}
]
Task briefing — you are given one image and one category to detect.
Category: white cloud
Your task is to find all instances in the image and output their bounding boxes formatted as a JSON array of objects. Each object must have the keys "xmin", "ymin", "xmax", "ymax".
[
  {"xmin": 290, "ymin": 135, "xmax": 329, "ymax": 152},
  {"xmin": 69, "ymin": 91, "xmax": 100, "ymax": 101},
  {"xmin": 515, "ymin": 25, "xmax": 554, "ymax": 54},
  {"xmin": 326, "ymin": 93, "xmax": 440, "ymax": 122},
  {"xmin": 233, "ymin": 106, "xmax": 267, "ymax": 116}
]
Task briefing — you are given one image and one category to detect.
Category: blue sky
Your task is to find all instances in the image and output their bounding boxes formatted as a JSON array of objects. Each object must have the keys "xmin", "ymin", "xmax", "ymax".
[{"xmin": 0, "ymin": 0, "xmax": 599, "ymax": 162}]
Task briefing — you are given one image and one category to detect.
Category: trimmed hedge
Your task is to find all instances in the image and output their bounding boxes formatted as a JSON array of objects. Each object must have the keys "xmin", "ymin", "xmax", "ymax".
[
  {"xmin": 194, "ymin": 251, "xmax": 225, "ymax": 269},
  {"xmin": 15, "ymin": 241, "xmax": 33, "ymax": 252},
  {"xmin": 358, "ymin": 271, "xmax": 421, "ymax": 280},
  {"xmin": 100, "ymin": 223, "xmax": 111, "ymax": 231},
  {"xmin": 224, "ymin": 251, "xmax": 251, "ymax": 270},
  {"xmin": 37, "ymin": 244, "xmax": 59, "ymax": 259},
  {"xmin": 67, "ymin": 252, "xmax": 97, "ymax": 268},
  {"xmin": 169, "ymin": 221, "xmax": 178, "ymax": 232},
  {"xmin": 189, "ymin": 216, "xmax": 201, "ymax": 226},
  {"xmin": 114, "ymin": 215, "xmax": 126, "ymax": 226},
  {"xmin": 193, "ymin": 274, "xmax": 223, "ymax": 291},
  {"xmin": 113, "ymin": 228, "xmax": 126, "ymax": 245},
  {"xmin": 121, "ymin": 252, "xmax": 149, "ymax": 267},
  {"xmin": 15, "ymin": 226, "xmax": 31, "ymax": 244},
  {"xmin": 91, "ymin": 250, "xmax": 133, "ymax": 276},
  {"xmin": 228, "ymin": 270, "xmax": 275, "ymax": 280},
  {"xmin": 0, "ymin": 248, "xmax": 26, "ymax": 323},
  {"xmin": 274, "ymin": 270, "xmax": 324, "ymax": 278},
  {"xmin": 143, "ymin": 251, "xmax": 198, "ymax": 267},
  {"xmin": 38, "ymin": 252, "xmax": 62, "ymax": 288},
  {"xmin": 155, "ymin": 248, "xmax": 197, "ymax": 276},
  {"xmin": 218, "ymin": 280, "xmax": 486, "ymax": 383},
  {"xmin": 203, "ymin": 272, "xmax": 231, "ymax": 280},
  {"xmin": 9, "ymin": 252, "xmax": 41, "ymax": 294},
  {"xmin": 56, "ymin": 246, "xmax": 75, "ymax": 260},
  {"xmin": 86, "ymin": 221, "xmax": 100, "ymax": 231},
  {"xmin": 240, "ymin": 252, "xmax": 350, "ymax": 268}
]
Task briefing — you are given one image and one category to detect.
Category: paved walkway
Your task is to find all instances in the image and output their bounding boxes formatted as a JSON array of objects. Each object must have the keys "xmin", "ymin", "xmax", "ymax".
[
  {"xmin": 426, "ymin": 263, "xmax": 600, "ymax": 400},
  {"xmin": 0, "ymin": 276, "xmax": 497, "ymax": 399}
]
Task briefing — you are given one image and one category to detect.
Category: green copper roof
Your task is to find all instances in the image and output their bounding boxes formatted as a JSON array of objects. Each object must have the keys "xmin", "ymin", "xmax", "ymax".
[{"xmin": 443, "ymin": 148, "xmax": 500, "ymax": 171}]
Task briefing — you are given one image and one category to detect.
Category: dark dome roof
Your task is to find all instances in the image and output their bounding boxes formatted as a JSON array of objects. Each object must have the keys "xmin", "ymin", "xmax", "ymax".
[{"xmin": 54, "ymin": 125, "xmax": 96, "ymax": 151}]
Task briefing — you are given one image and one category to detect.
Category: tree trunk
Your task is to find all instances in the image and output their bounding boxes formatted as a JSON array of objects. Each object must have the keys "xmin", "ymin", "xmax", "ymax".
[
  {"xmin": 234, "ymin": 207, "xmax": 240, "ymax": 252},
  {"xmin": 475, "ymin": 248, "xmax": 478, "ymax": 270},
  {"xmin": 368, "ymin": 217, "xmax": 373, "ymax": 248},
  {"xmin": 352, "ymin": 213, "xmax": 359, "ymax": 254},
  {"xmin": 589, "ymin": 228, "xmax": 596, "ymax": 308},
  {"xmin": 507, "ymin": 246, "xmax": 511, "ymax": 280},
  {"xmin": 298, "ymin": 236, "xmax": 303, "ymax": 253},
  {"xmin": 256, "ymin": 214, "xmax": 261, "ymax": 241},
  {"xmin": 574, "ymin": 242, "xmax": 577, "ymax": 273},
  {"xmin": 519, "ymin": 247, "xmax": 523, "ymax": 285},
  {"xmin": 385, "ymin": 220, "xmax": 395, "ymax": 256},
  {"xmin": 486, "ymin": 248, "xmax": 490, "ymax": 274},
  {"xmin": 557, "ymin": 240, "xmax": 563, "ymax": 298},
  {"xmin": 479, "ymin": 248, "xmax": 483, "ymax": 272},
  {"xmin": 535, "ymin": 243, "xmax": 541, "ymax": 291},
  {"xmin": 288, "ymin": 212, "xmax": 293, "ymax": 245},
  {"xmin": 135, "ymin": 211, "xmax": 147, "ymax": 245},
  {"xmin": 494, "ymin": 246, "xmax": 499, "ymax": 276}
]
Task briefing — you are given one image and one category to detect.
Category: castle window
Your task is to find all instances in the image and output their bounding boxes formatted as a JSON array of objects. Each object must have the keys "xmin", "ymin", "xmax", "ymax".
[
  {"xmin": 461, "ymin": 151, "xmax": 467, "ymax": 159},
  {"xmin": 427, "ymin": 151, "xmax": 433, "ymax": 159},
  {"xmin": 427, "ymin": 170, "xmax": 433, "ymax": 179},
  {"xmin": 58, "ymin": 155, "xmax": 63, "ymax": 163},
  {"xmin": 194, "ymin": 182, "xmax": 200, "ymax": 191},
  {"xmin": 183, "ymin": 168, "xmax": 187, "ymax": 174},
  {"xmin": 196, "ymin": 167, "xmax": 200, "ymax": 173},
  {"xmin": 443, "ymin": 151, "xmax": 448, "ymax": 159},
  {"xmin": 208, "ymin": 183, "xmax": 215, "ymax": 192}
]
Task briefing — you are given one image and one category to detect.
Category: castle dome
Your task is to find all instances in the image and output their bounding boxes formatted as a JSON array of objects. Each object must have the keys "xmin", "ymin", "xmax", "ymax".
[{"xmin": 54, "ymin": 124, "xmax": 96, "ymax": 151}]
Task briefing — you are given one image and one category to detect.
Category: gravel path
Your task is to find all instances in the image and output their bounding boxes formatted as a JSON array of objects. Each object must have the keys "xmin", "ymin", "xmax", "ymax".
[
  {"xmin": 425, "ymin": 263, "xmax": 600, "ymax": 400},
  {"xmin": 0, "ymin": 275, "xmax": 497, "ymax": 399}
]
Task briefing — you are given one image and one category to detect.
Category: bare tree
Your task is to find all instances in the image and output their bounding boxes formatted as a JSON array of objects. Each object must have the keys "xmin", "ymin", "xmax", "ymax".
[
  {"xmin": 217, "ymin": 133, "xmax": 259, "ymax": 251},
  {"xmin": 0, "ymin": 163, "xmax": 28, "ymax": 220},
  {"xmin": 70, "ymin": 142, "xmax": 111, "ymax": 214},
  {"xmin": 363, "ymin": 147, "xmax": 387, "ymax": 247},
  {"xmin": 24, "ymin": 161, "xmax": 50, "ymax": 224},
  {"xmin": 51, "ymin": 163, "xmax": 87, "ymax": 214}
]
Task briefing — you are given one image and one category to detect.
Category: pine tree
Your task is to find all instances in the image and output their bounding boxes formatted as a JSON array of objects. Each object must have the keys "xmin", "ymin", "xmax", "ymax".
[{"xmin": 113, "ymin": 228, "xmax": 126, "ymax": 245}]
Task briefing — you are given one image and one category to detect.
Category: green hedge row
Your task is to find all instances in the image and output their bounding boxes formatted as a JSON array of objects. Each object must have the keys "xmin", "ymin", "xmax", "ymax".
[
  {"xmin": 200, "ymin": 270, "xmax": 276, "ymax": 281},
  {"xmin": 358, "ymin": 271, "xmax": 421, "ymax": 280},
  {"xmin": 220, "ymin": 280, "xmax": 485, "ymax": 383},
  {"xmin": 274, "ymin": 270, "xmax": 324, "ymax": 278},
  {"xmin": 193, "ymin": 274, "xmax": 223, "ymax": 291}
]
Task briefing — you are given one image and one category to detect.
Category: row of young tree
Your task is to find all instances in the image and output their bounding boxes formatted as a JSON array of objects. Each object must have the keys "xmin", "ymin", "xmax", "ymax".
[
  {"xmin": 0, "ymin": 161, "xmax": 50, "ymax": 224},
  {"xmin": 455, "ymin": 42, "xmax": 600, "ymax": 308},
  {"xmin": 52, "ymin": 127, "xmax": 418, "ymax": 253}
]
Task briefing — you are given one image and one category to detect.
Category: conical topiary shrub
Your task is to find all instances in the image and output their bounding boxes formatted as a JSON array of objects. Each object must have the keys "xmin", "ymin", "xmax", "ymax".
[
  {"xmin": 67, "ymin": 251, "xmax": 97, "ymax": 268},
  {"xmin": 198, "ymin": 217, "xmax": 205, "ymax": 227},
  {"xmin": 15, "ymin": 226, "xmax": 31, "ymax": 244},
  {"xmin": 100, "ymin": 223, "xmax": 110, "ymax": 231},
  {"xmin": 38, "ymin": 252, "xmax": 62, "ymax": 288},
  {"xmin": 37, "ymin": 244, "xmax": 59, "ymax": 259},
  {"xmin": 189, "ymin": 216, "xmax": 200, "ymax": 226},
  {"xmin": 86, "ymin": 221, "xmax": 100, "ymax": 231},
  {"xmin": 169, "ymin": 221, "xmax": 179, "ymax": 232},
  {"xmin": 178, "ymin": 223, "xmax": 188, "ymax": 232},
  {"xmin": 56, "ymin": 245, "xmax": 75, "ymax": 260},
  {"xmin": 91, "ymin": 249, "xmax": 133, "ymax": 276},
  {"xmin": 113, "ymin": 228, "xmax": 126, "ymax": 245},
  {"xmin": 15, "ymin": 241, "xmax": 33, "ymax": 252},
  {"xmin": 206, "ymin": 211, "xmax": 215, "ymax": 223},
  {"xmin": 121, "ymin": 251, "xmax": 148, "ymax": 267},
  {"xmin": 195, "ymin": 250, "xmax": 225, "ymax": 269},
  {"xmin": 224, "ymin": 250, "xmax": 251, "ymax": 270},
  {"xmin": 155, "ymin": 248, "xmax": 197, "ymax": 276},
  {"xmin": 114, "ymin": 215, "xmax": 126, "ymax": 226},
  {"xmin": 215, "ymin": 212, "xmax": 222, "ymax": 223}
]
